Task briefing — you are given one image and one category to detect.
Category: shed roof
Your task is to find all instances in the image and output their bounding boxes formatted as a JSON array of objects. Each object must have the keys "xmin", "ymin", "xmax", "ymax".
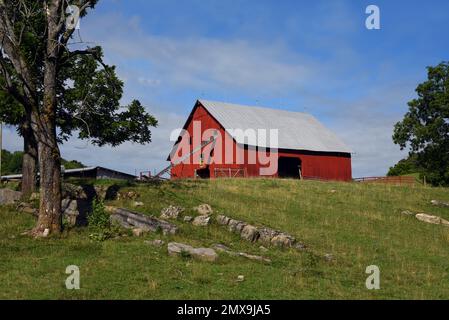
[{"xmin": 198, "ymin": 100, "xmax": 352, "ymax": 153}]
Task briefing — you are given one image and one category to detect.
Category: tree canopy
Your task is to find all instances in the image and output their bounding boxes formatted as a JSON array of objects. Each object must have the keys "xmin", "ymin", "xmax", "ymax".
[{"xmin": 393, "ymin": 62, "xmax": 449, "ymax": 186}]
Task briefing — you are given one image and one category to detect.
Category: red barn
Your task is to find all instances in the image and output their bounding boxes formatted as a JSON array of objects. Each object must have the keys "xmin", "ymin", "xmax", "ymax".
[{"xmin": 168, "ymin": 100, "xmax": 352, "ymax": 181}]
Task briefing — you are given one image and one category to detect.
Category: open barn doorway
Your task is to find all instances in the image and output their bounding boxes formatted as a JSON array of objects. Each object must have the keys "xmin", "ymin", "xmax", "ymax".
[
  {"xmin": 195, "ymin": 167, "xmax": 211, "ymax": 179},
  {"xmin": 278, "ymin": 157, "xmax": 302, "ymax": 179}
]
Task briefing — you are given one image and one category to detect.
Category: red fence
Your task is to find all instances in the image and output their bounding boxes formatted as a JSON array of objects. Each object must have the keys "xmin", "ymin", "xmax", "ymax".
[{"xmin": 354, "ymin": 176, "xmax": 418, "ymax": 186}]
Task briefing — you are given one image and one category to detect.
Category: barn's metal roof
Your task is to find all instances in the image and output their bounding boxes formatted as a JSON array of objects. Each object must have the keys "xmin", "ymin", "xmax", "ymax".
[{"xmin": 198, "ymin": 100, "xmax": 352, "ymax": 153}]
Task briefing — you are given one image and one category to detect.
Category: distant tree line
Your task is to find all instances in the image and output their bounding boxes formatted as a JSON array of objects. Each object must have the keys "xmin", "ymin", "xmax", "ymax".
[{"xmin": 1, "ymin": 149, "xmax": 85, "ymax": 176}]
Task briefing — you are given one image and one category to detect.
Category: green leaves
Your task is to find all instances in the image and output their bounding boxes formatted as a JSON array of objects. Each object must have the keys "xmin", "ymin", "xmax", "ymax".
[{"xmin": 393, "ymin": 62, "xmax": 449, "ymax": 186}]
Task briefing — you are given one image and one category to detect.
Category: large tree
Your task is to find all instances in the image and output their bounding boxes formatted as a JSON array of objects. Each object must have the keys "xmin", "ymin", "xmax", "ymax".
[
  {"xmin": 393, "ymin": 62, "xmax": 449, "ymax": 186},
  {"xmin": 0, "ymin": 0, "xmax": 157, "ymax": 236},
  {"xmin": 0, "ymin": 2, "xmax": 156, "ymax": 197}
]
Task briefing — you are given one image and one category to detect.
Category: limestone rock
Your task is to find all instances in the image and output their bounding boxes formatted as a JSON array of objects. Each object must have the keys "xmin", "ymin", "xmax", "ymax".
[
  {"xmin": 241, "ymin": 225, "xmax": 260, "ymax": 242},
  {"xmin": 17, "ymin": 202, "xmax": 38, "ymax": 216},
  {"xmin": 194, "ymin": 204, "xmax": 213, "ymax": 215},
  {"xmin": 168, "ymin": 242, "xmax": 218, "ymax": 262},
  {"xmin": 415, "ymin": 213, "xmax": 449, "ymax": 227},
  {"xmin": 145, "ymin": 239, "xmax": 165, "ymax": 247},
  {"xmin": 133, "ymin": 201, "xmax": 144, "ymax": 207},
  {"xmin": 132, "ymin": 228, "xmax": 146, "ymax": 237},
  {"xmin": 216, "ymin": 215, "xmax": 230, "ymax": 226},
  {"xmin": 431, "ymin": 200, "xmax": 449, "ymax": 208},
  {"xmin": 192, "ymin": 215, "xmax": 211, "ymax": 227},
  {"xmin": 183, "ymin": 216, "xmax": 193, "ymax": 223},
  {"xmin": 0, "ymin": 189, "xmax": 22, "ymax": 205},
  {"xmin": 271, "ymin": 234, "xmax": 295, "ymax": 248},
  {"xmin": 237, "ymin": 275, "xmax": 245, "ymax": 282},
  {"xmin": 160, "ymin": 205, "xmax": 184, "ymax": 220},
  {"xmin": 294, "ymin": 242, "xmax": 308, "ymax": 251}
]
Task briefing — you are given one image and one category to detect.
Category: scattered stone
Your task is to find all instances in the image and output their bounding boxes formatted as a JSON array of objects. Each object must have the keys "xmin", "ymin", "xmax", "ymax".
[
  {"xmin": 133, "ymin": 201, "xmax": 144, "ymax": 207},
  {"xmin": 145, "ymin": 239, "xmax": 165, "ymax": 247},
  {"xmin": 270, "ymin": 234, "xmax": 295, "ymax": 248},
  {"xmin": 168, "ymin": 242, "xmax": 218, "ymax": 262},
  {"xmin": 194, "ymin": 204, "xmax": 213, "ymax": 215},
  {"xmin": 324, "ymin": 254, "xmax": 334, "ymax": 262},
  {"xmin": 61, "ymin": 198, "xmax": 90, "ymax": 227},
  {"xmin": 431, "ymin": 200, "xmax": 449, "ymax": 208},
  {"xmin": 192, "ymin": 215, "xmax": 211, "ymax": 227},
  {"xmin": 259, "ymin": 246, "xmax": 268, "ymax": 253},
  {"xmin": 241, "ymin": 225, "xmax": 260, "ymax": 242},
  {"xmin": 236, "ymin": 275, "xmax": 245, "ymax": 282},
  {"xmin": 160, "ymin": 205, "xmax": 184, "ymax": 220},
  {"xmin": 294, "ymin": 242, "xmax": 308, "ymax": 251},
  {"xmin": 107, "ymin": 206, "xmax": 178, "ymax": 235},
  {"xmin": 17, "ymin": 202, "xmax": 38, "ymax": 216},
  {"xmin": 42, "ymin": 228, "xmax": 50, "ymax": 237},
  {"xmin": 415, "ymin": 213, "xmax": 449, "ymax": 227},
  {"xmin": 132, "ymin": 228, "xmax": 146, "ymax": 237},
  {"xmin": 329, "ymin": 190, "xmax": 337, "ymax": 194},
  {"xmin": 212, "ymin": 244, "xmax": 271, "ymax": 263},
  {"xmin": 216, "ymin": 214, "xmax": 300, "ymax": 249},
  {"xmin": 0, "ymin": 189, "xmax": 22, "ymax": 205},
  {"xmin": 401, "ymin": 210, "xmax": 415, "ymax": 216},
  {"xmin": 216, "ymin": 215, "xmax": 230, "ymax": 226},
  {"xmin": 183, "ymin": 216, "xmax": 193, "ymax": 223},
  {"xmin": 117, "ymin": 190, "xmax": 140, "ymax": 201},
  {"xmin": 62, "ymin": 183, "xmax": 89, "ymax": 200}
]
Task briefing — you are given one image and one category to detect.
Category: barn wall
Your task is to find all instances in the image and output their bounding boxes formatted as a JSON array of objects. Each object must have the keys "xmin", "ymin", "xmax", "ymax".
[{"xmin": 171, "ymin": 103, "xmax": 352, "ymax": 181}]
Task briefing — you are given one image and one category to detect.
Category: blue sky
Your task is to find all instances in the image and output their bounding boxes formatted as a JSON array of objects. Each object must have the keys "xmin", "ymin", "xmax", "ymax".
[{"xmin": 4, "ymin": 0, "xmax": 449, "ymax": 177}]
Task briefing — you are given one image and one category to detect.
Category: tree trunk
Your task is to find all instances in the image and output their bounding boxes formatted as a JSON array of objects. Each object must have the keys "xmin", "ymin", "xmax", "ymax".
[
  {"xmin": 21, "ymin": 121, "xmax": 38, "ymax": 197},
  {"xmin": 33, "ymin": 126, "xmax": 62, "ymax": 236}
]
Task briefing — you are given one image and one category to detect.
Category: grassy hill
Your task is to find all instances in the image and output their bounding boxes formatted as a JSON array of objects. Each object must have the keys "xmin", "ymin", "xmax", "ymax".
[{"xmin": 1, "ymin": 178, "xmax": 449, "ymax": 299}]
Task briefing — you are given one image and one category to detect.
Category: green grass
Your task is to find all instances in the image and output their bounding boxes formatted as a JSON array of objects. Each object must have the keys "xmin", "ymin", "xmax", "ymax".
[{"xmin": 1, "ymin": 179, "xmax": 449, "ymax": 299}]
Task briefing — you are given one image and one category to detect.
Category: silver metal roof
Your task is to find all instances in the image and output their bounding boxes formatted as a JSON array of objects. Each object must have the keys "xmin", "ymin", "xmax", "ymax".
[{"xmin": 198, "ymin": 100, "xmax": 352, "ymax": 153}]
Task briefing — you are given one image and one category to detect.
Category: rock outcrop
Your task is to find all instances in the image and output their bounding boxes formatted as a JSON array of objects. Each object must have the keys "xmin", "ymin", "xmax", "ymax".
[
  {"xmin": 168, "ymin": 242, "xmax": 218, "ymax": 262},
  {"xmin": 107, "ymin": 206, "xmax": 178, "ymax": 235},
  {"xmin": 216, "ymin": 214, "xmax": 300, "ymax": 249}
]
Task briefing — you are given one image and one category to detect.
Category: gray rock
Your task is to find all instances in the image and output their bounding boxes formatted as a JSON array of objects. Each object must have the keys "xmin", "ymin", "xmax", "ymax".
[
  {"xmin": 145, "ymin": 239, "xmax": 165, "ymax": 247},
  {"xmin": 236, "ymin": 275, "xmax": 245, "ymax": 282},
  {"xmin": 132, "ymin": 228, "xmax": 146, "ymax": 237},
  {"xmin": 168, "ymin": 242, "xmax": 218, "ymax": 262},
  {"xmin": 160, "ymin": 205, "xmax": 184, "ymax": 220},
  {"xmin": 294, "ymin": 242, "xmax": 308, "ymax": 251},
  {"xmin": 431, "ymin": 200, "xmax": 449, "ymax": 208},
  {"xmin": 17, "ymin": 202, "xmax": 38, "ymax": 216},
  {"xmin": 415, "ymin": 213, "xmax": 449, "ymax": 227},
  {"xmin": 324, "ymin": 253, "xmax": 334, "ymax": 262},
  {"xmin": 258, "ymin": 228, "xmax": 279, "ymax": 244},
  {"xmin": 183, "ymin": 216, "xmax": 193, "ymax": 222},
  {"xmin": 238, "ymin": 252, "xmax": 271, "ymax": 263},
  {"xmin": 216, "ymin": 215, "xmax": 230, "ymax": 225},
  {"xmin": 194, "ymin": 204, "xmax": 213, "ymax": 215},
  {"xmin": 133, "ymin": 201, "xmax": 144, "ymax": 207},
  {"xmin": 241, "ymin": 225, "xmax": 260, "ymax": 242},
  {"xmin": 192, "ymin": 215, "xmax": 211, "ymax": 227},
  {"xmin": 0, "ymin": 189, "xmax": 22, "ymax": 205},
  {"xmin": 271, "ymin": 234, "xmax": 295, "ymax": 248}
]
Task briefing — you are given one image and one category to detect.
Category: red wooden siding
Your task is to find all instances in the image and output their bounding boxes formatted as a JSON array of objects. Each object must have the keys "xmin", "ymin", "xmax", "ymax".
[{"xmin": 170, "ymin": 103, "xmax": 352, "ymax": 181}]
